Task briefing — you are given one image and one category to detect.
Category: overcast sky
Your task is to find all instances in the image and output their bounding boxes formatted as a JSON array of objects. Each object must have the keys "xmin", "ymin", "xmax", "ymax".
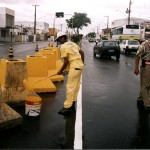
[{"xmin": 0, "ymin": 0, "xmax": 150, "ymax": 35}]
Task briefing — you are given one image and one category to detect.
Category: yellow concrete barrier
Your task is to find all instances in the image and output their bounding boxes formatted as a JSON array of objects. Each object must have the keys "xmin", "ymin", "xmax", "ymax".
[
  {"xmin": 35, "ymin": 50, "xmax": 56, "ymax": 70},
  {"xmin": 35, "ymin": 47, "xmax": 64, "ymax": 82},
  {"xmin": 23, "ymin": 56, "xmax": 57, "ymax": 93},
  {"xmin": 0, "ymin": 59, "xmax": 33, "ymax": 105}
]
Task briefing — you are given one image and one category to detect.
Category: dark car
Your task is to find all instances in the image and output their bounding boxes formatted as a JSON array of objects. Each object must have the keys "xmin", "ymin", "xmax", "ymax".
[
  {"xmin": 89, "ymin": 38, "xmax": 96, "ymax": 42},
  {"xmin": 93, "ymin": 40, "xmax": 120, "ymax": 60}
]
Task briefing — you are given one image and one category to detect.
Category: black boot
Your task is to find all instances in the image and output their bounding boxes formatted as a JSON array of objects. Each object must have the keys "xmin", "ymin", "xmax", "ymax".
[
  {"xmin": 58, "ymin": 107, "xmax": 73, "ymax": 115},
  {"xmin": 71, "ymin": 101, "xmax": 76, "ymax": 112}
]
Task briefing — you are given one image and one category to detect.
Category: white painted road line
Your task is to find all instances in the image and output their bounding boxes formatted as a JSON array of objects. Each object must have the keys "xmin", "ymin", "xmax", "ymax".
[{"xmin": 74, "ymin": 76, "xmax": 83, "ymax": 149}]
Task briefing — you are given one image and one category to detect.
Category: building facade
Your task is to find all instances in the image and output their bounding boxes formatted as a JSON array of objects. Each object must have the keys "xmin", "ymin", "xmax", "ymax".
[
  {"xmin": 0, "ymin": 7, "xmax": 15, "ymax": 42},
  {"xmin": 111, "ymin": 17, "xmax": 150, "ymax": 39},
  {"xmin": 0, "ymin": 7, "xmax": 50, "ymax": 42}
]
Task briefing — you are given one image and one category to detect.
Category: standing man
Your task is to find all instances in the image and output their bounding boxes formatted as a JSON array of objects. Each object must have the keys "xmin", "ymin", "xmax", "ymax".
[
  {"xmin": 55, "ymin": 32, "xmax": 84, "ymax": 115},
  {"xmin": 134, "ymin": 39, "xmax": 150, "ymax": 111}
]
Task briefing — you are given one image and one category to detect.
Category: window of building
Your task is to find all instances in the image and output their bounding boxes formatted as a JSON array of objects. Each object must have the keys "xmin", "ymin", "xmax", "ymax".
[
  {"xmin": 6, "ymin": 14, "xmax": 14, "ymax": 27},
  {"xmin": 1, "ymin": 30, "xmax": 6, "ymax": 37}
]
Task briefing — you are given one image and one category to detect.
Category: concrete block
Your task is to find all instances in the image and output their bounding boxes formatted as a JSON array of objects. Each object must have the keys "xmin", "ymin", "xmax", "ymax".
[
  {"xmin": 23, "ymin": 77, "xmax": 57, "ymax": 93},
  {"xmin": 26, "ymin": 56, "xmax": 48, "ymax": 77},
  {"xmin": 0, "ymin": 59, "xmax": 26, "ymax": 88},
  {"xmin": 35, "ymin": 51, "xmax": 56, "ymax": 70},
  {"xmin": 0, "ymin": 102, "xmax": 22, "ymax": 131},
  {"xmin": 0, "ymin": 59, "xmax": 30, "ymax": 105}
]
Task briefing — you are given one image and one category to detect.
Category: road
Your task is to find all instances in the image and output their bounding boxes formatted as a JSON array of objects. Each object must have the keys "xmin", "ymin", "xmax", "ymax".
[
  {"xmin": 0, "ymin": 40, "xmax": 150, "ymax": 149},
  {"xmin": 0, "ymin": 41, "xmax": 51, "ymax": 60}
]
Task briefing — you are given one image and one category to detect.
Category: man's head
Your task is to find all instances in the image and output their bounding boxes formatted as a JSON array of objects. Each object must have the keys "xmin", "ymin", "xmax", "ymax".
[{"xmin": 55, "ymin": 31, "xmax": 67, "ymax": 44}]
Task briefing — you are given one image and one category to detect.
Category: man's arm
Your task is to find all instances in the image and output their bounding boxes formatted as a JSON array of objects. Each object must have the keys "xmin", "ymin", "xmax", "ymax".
[
  {"xmin": 79, "ymin": 49, "xmax": 84, "ymax": 63},
  {"xmin": 57, "ymin": 57, "xmax": 69, "ymax": 75},
  {"xmin": 134, "ymin": 55, "xmax": 140, "ymax": 75}
]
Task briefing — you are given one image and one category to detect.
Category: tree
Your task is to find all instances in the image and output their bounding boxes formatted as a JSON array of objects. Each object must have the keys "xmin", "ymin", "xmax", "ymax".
[{"xmin": 66, "ymin": 12, "xmax": 91, "ymax": 35}]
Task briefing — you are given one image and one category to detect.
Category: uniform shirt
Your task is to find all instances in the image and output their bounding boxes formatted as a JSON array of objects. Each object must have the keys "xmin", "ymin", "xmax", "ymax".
[
  {"xmin": 60, "ymin": 41, "xmax": 84, "ymax": 69},
  {"xmin": 136, "ymin": 40, "xmax": 150, "ymax": 61}
]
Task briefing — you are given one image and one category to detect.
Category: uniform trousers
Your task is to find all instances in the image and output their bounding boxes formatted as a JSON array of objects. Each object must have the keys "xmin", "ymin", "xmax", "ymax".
[
  {"xmin": 64, "ymin": 68, "xmax": 82, "ymax": 109},
  {"xmin": 140, "ymin": 65, "xmax": 150, "ymax": 107}
]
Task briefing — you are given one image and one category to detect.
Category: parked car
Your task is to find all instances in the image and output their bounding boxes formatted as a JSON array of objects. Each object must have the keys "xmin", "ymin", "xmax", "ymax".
[
  {"xmin": 93, "ymin": 40, "xmax": 120, "ymax": 60},
  {"xmin": 119, "ymin": 40, "xmax": 140, "ymax": 54},
  {"xmin": 89, "ymin": 38, "xmax": 96, "ymax": 42}
]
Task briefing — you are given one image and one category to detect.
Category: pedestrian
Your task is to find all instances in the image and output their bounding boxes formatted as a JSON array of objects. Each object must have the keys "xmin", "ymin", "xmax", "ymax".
[
  {"xmin": 55, "ymin": 32, "xmax": 84, "ymax": 115},
  {"xmin": 134, "ymin": 38, "xmax": 150, "ymax": 111}
]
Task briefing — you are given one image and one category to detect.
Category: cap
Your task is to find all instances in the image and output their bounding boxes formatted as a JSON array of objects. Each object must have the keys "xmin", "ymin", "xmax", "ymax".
[{"xmin": 55, "ymin": 31, "xmax": 67, "ymax": 41}]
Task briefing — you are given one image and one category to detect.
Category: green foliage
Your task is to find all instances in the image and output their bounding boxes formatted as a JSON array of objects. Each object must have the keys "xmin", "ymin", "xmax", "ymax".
[
  {"xmin": 71, "ymin": 34, "xmax": 83, "ymax": 44},
  {"xmin": 66, "ymin": 12, "xmax": 91, "ymax": 35}
]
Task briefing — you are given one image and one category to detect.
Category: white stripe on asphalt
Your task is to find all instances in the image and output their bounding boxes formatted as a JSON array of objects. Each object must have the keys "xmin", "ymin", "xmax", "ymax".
[{"xmin": 74, "ymin": 76, "xmax": 83, "ymax": 149}]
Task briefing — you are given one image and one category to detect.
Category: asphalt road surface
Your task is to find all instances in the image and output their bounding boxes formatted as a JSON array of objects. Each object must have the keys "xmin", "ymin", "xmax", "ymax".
[{"xmin": 0, "ymin": 40, "xmax": 150, "ymax": 149}]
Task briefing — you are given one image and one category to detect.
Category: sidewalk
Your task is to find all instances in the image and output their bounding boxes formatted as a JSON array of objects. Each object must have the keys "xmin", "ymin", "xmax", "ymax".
[{"xmin": 0, "ymin": 41, "xmax": 49, "ymax": 46}]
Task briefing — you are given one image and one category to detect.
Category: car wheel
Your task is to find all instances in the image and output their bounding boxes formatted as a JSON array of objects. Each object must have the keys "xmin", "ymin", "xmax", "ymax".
[
  {"xmin": 99, "ymin": 52, "xmax": 102, "ymax": 59},
  {"xmin": 93, "ymin": 51, "xmax": 96, "ymax": 58},
  {"xmin": 124, "ymin": 49, "xmax": 127, "ymax": 54},
  {"xmin": 116, "ymin": 56, "xmax": 119, "ymax": 61}
]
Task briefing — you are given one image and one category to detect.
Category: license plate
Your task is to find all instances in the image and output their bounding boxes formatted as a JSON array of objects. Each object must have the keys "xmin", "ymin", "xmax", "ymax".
[{"xmin": 109, "ymin": 50, "xmax": 114, "ymax": 52}]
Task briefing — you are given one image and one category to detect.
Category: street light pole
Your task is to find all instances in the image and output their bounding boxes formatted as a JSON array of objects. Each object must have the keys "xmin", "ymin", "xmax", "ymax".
[
  {"xmin": 128, "ymin": 0, "xmax": 131, "ymax": 25},
  {"xmin": 104, "ymin": 16, "xmax": 109, "ymax": 37},
  {"xmin": 32, "ymin": 4, "xmax": 39, "ymax": 42},
  {"xmin": 126, "ymin": 0, "xmax": 131, "ymax": 25}
]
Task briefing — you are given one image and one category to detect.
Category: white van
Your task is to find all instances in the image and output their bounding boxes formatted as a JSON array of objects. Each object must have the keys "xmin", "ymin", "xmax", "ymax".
[{"xmin": 119, "ymin": 40, "xmax": 140, "ymax": 54}]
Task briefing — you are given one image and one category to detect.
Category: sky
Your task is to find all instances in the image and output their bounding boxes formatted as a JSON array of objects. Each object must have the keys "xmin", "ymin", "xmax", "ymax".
[{"xmin": 0, "ymin": 0, "xmax": 150, "ymax": 35}]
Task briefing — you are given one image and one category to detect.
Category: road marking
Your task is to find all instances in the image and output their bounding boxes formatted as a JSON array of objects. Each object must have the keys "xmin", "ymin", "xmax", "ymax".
[{"xmin": 74, "ymin": 76, "xmax": 83, "ymax": 149}]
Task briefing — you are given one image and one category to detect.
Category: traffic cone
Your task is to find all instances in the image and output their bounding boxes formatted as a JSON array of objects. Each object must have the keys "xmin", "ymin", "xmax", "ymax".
[
  {"xmin": 35, "ymin": 43, "xmax": 39, "ymax": 51},
  {"xmin": 8, "ymin": 46, "xmax": 14, "ymax": 57}
]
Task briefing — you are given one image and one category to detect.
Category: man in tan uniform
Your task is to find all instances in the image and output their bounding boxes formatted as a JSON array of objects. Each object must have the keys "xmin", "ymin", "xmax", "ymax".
[
  {"xmin": 55, "ymin": 32, "xmax": 84, "ymax": 115},
  {"xmin": 134, "ymin": 39, "xmax": 150, "ymax": 111}
]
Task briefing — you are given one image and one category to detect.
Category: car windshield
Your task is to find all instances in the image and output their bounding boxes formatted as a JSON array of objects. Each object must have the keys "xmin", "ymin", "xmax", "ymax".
[
  {"xmin": 128, "ymin": 40, "xmax": 139, "ymax": 45},
  {"xmin": 103, "ymin": 41, "xmax": 117, "ymax": 46}
]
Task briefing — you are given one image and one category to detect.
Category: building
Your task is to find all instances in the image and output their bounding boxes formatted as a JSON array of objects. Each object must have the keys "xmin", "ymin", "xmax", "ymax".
[
  {"xmin": 15, "ymin": 21, "xmax": 49, "ymax": 41},
  {"xmin": 0, "ymin": 7, "xmax": 50, "ymax": 42},
  {"xmin": 111, "ymin": 17, "xmax": 150, "ymax": 40},
  {"xmin": 111, "ymin": 17, "xmax": 150, "ymax": 28},
  {"xmin": 0, "ymin": 7, "xmax": 15, "ymax": 42}
]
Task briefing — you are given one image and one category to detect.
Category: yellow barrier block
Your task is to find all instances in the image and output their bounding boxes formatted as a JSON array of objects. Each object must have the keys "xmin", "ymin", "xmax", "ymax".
[
  {"xmin": 56, "ymin": 60, "xmax": 63, "ymax": 71},
  {"xmin": 41, "ymin": 47, "xmax": 56, "ymax": 53},
  {"xmin": 54, "ymin": 47, "xmax": 61, "ymax": 60},
  {"xmin": 0, "ymin": 59, "xmax": 34, "ymax": 105},
  {"xmin": 52, "ymin": 47, "xmax": 63, "ymax": 70},
  {"xmin": 23, "ymin": 77, "xmax": 56, "ymax": 93},
  {"xmin": 34, "ymin": 47, "xmax": 64, "ymax": 82},
  {"xmin": 25, "ymin": 55, "xmax": 57, "ymax": 93},
  {"xmin": 26, "ymin": 56, "xmax": 48, "ymax": 77},
  {"xmin": 35, "ymin": 51, "xmax": 56, "ymax": 70},
  {"xmin": 0, "ymin": 59, "xmax": 26, "ymax": 88},
  {"xmin": 35, "ymin": 48, "xmax": 64, "ymax": 82}
]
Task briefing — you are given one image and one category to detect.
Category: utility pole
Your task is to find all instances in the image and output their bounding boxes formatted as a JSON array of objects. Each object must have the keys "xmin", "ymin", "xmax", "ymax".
[
  {"xmin": 32, "ymin": 4, "xmax": 39, "ymax": 42},
  {"xmin": 104, "ymin": 16, "xmax": 109, "ymax": 37},
  {"xmin": 97, "ymin": 26, "xmax": 99, "ymax": 34},
  {"xmin": 128, "ymin": 0, "xmax": 131, "ymax": 25},
  {"xmin": 60, "ymin": 24, "xmax": 63, "ymax": 31},
  {"xmin": 126, "ymin": 0, "xmax": 131, "ymax": 25}
]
